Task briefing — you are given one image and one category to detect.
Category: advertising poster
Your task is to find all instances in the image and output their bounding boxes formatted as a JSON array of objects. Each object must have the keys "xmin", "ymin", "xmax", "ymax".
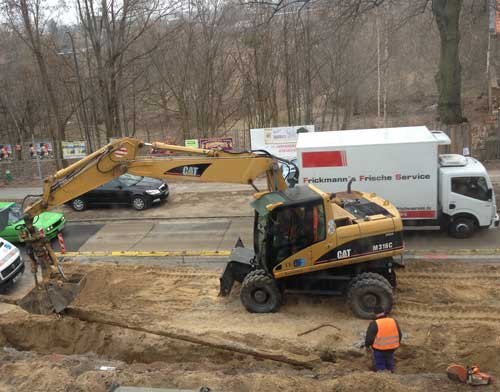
[
  {"xmin": 250, "ymin": 125, "xmax": 315, "ymax": 160},
  {"xmin": 62, "ymin": 141, "xmax": 87, "ymax": 159},
  {"xmin": 199, "ymin": 137, "xmax": 233, "ymax": 151},
  {"xmin": 0, "ymin": 144, "xmax": 13, "ymax": 160},
  {"xmin": 30, "ymin": 142, "xmax": 53, "ymax": 159},
  {"xmin": 184, "ymin": 139, "xmax": 199, "ymax": 148}
]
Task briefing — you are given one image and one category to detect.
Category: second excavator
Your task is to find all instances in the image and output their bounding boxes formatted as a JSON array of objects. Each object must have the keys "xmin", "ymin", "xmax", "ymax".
[{"xmin": 0, "ymin": 138, "xmax": 404, "ymax": 318}]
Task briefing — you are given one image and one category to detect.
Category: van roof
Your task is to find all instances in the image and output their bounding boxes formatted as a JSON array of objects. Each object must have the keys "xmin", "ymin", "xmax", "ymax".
[{"xmin": 297, "ymin": 126, "xmax": 447, "ymax": 148}]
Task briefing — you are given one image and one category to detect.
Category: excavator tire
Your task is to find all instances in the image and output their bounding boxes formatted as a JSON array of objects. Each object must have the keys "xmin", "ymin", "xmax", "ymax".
[
  {"xmin": 346, "ymin": 272, "xmax": 392, "ymax": 294},
  {"xmin": 347, "ymin": 277, "xmax": 393, "ymax": 319},
  {"xmin": 240, "ymin": 271, "xmax": 281, "ymax": 313}
]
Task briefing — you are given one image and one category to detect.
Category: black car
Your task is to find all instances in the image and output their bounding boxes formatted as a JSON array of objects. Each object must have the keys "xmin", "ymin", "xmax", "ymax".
[{"xmin": 69, "ymin": 174, "xmax": 169, "ymax": 211}]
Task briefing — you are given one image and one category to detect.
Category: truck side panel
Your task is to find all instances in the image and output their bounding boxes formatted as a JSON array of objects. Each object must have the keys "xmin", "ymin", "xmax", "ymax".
[{"xmin": 298, "ymin": 142, "xmax": 439, "ymax": 220}]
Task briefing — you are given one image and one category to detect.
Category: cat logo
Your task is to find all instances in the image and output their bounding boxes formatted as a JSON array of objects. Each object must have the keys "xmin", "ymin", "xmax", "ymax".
[
  {"xmin": 337, "ymin": 249, "xmax": 351, "ymax": 259},
  {"xmin": 182, "ymin": 166, "xmax": 199, "ymax": 176}
]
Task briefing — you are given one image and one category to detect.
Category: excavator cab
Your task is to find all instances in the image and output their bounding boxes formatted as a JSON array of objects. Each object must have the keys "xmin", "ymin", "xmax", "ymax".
[{"xmin": 220, "ymin": 185, "xmax": 405, "ymax": 318}]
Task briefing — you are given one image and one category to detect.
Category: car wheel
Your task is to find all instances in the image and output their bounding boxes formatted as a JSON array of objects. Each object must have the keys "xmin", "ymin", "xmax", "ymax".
[
  {"xmin": 132, "ymin": 196, "xmax": 148, "ymax": 211},
  {"xmin": 71, "ymin": 198, "xmax": 87, "ymax": 211}
]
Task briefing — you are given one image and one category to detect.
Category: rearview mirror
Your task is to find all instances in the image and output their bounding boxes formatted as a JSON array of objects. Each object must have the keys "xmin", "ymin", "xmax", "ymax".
[{"xmin": 487, "ymin": 188, "xmax": 493, "ymax": 201}]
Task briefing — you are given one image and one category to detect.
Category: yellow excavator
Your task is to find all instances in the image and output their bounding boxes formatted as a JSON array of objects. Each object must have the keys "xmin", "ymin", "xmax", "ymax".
[{"xmin": 1, "ymin": 138, "xmax": 404, "ymax": 319}]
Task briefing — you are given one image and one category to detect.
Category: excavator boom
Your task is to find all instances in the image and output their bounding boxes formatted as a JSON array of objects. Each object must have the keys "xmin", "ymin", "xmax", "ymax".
[{"xmin": 16, "ymin": 137, "xmax": 296, "ymax": 315}]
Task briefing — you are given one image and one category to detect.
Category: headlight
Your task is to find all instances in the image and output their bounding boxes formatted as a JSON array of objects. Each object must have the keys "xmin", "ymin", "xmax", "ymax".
[
  {"xmin": 47, "ymin": 225, "xmax": 53, "ymax": 231},
  {"xmin": 145, "ymin": 189, "xmax": 161, "ymax": 195}
]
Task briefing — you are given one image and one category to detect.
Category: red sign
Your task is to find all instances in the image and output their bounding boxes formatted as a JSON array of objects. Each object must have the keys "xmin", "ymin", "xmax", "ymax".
[
  {"xmin": 199, "ymin": 138, "xmax": 233, "ymax": 151},
  {"xmin": 302, "ymin": 151, "xmax": 347, "ymax": 168}
]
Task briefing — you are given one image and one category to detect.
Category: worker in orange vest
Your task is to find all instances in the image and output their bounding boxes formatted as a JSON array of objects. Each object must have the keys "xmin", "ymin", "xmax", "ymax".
[{"xmin": 364, "ymin": 305, "xmax": 402, "ymax": 372}]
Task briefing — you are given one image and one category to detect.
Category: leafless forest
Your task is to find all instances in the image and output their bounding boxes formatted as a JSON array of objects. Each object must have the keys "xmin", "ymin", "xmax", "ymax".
[{"xmin": 0, "ymin": 0, "xmax": 490, "ymax": 165}]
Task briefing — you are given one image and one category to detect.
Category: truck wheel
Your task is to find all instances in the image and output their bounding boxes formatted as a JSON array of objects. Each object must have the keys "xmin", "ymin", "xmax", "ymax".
[
  {"xmin": 448, "ymin": 217, "xmax": 476, "ymax": 239},
  {"xmin": 71, "ymin": 198, "xmax": 87, "ymax": 211},
  {"xmin": 240, "ymin": 273, "xmax": 282, "ymax": 313},
  {"xmin": 347, "ymin": 277, "xmax": 393, "ymax": 319},
  {"xmin": 346, "ymin": 272, "xmax": 392, "ymax": 294}
]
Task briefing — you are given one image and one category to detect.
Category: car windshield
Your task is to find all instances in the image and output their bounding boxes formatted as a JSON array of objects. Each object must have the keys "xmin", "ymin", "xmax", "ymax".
[
  {"xmin": 119, "ymin": 174, "xmax": 143, "ymax": 187},
  {"xmin": 8, "ymin": 204, "xmax": 23, "ymax": 224}
]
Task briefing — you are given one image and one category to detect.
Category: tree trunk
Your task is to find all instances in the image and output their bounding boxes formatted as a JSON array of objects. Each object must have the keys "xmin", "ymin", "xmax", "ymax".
[{"xmin": 433, "ymin": 0, "xmax": 464, "ymax": 124}]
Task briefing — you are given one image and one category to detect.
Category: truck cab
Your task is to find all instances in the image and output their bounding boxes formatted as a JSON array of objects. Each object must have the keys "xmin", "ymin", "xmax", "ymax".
[{"xmin": 439, "ymin": 154, "xmax": 499, "ymax": 238}]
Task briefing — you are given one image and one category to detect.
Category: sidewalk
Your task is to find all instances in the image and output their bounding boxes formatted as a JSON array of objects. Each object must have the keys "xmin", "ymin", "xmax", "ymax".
[
  {"xmin": 0, "ymin": 187, "xmax": 43, "ymax": 200},
  {"xmin": 0, "ymin": 180, "xmax": 265, "ymax": 201}
]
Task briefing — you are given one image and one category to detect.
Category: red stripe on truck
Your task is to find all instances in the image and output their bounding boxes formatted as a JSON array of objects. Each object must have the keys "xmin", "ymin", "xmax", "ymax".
[
  {"xmin": 302, "ymin": 151, "xmax": 347, "ymax": 167},
  {"xmin": 399, "ymin": 210, "xmax": 436, "ymax": 218}
]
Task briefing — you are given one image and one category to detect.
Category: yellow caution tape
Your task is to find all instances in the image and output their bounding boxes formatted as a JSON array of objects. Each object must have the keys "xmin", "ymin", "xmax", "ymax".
[
  {"xmin": 56, "ymin": 250, "xmax": 231, "ymax": 257},
  {"xmin": 55, "ymin": 248, "xmax": 500, "ymax": 258}
]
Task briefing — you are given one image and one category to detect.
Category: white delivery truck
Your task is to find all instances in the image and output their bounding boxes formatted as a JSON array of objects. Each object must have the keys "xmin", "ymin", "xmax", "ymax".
[{"xmin": 297, "ymin": 126, "xmax": 499, "ymax": 238}]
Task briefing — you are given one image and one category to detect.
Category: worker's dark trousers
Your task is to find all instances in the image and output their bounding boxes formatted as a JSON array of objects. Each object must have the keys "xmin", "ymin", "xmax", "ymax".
[{"xmin": 373, "ymin": 349, "xmax": 395, "ymax": 372}]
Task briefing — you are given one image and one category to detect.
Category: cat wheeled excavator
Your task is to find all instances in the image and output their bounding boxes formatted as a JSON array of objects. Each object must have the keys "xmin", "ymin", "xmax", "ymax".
[{"xmin": 0, "ymin": 138, "xmax": 404, "ymax": 319}]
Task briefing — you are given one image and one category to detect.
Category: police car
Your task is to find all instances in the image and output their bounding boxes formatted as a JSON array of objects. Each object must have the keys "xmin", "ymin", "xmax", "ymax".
[{"xmin": 0, "ymin": 236, "xmax": 24, "ymax": 287}]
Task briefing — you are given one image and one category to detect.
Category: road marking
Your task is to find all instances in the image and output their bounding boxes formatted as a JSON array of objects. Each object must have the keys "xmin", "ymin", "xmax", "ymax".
[{"xmin": 56, "ymin": 250, "xmax": 232, "ymax": 257}]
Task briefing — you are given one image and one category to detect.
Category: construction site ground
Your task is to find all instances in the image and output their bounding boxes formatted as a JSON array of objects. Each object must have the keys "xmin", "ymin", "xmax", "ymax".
[
  {"xmin": 1, "ymin": 170, "xmax": 500, "ymax": 391},
  {"xmin": 1, "ymin": 258, "xmax": 500, "ymax": 392}
]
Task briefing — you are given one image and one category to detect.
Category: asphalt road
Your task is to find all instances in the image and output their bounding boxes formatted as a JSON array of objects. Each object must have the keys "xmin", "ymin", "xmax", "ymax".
[{"xmin": 49, "ymin": 218, "xmax": 500, "ymax": 253}]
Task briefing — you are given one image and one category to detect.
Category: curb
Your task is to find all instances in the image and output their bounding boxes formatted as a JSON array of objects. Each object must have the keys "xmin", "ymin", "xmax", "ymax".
[
  {"xmin": 56, "ymin": 250, "xmax": 231, "ymax": 257},
  {"xmin": 56, "ymin": 248, "xmax": 500, "ymax": 258},
  {"xmin": 65, "ymin": 215, "xmax": 252, "ymax": 223}
]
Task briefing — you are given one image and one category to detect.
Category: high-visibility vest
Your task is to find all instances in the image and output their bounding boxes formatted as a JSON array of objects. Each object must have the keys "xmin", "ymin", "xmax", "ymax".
[{"xmin": 372, "ymin": 318, "xmax": 400, "ymax": 350}]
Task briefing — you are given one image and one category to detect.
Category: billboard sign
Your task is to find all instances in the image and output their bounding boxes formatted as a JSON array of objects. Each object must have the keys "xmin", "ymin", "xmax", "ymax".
[
  {"xmin": 0, "ymin": 144, "xmax": 13, "ymax": 160},
  {"xmin": 62, "ymin": 141, "xmax": 87, "ymax": 159},
  {"xmin": 199, "ymin": 137, "xmax": 233, "ymax": 151},
  {"xmin": 250, "ymin": 125, "xmax": 314, "ymax": 160},
  {"xmin": 184, "ymin": 139, "xmax": 199, "ymax": 148}
]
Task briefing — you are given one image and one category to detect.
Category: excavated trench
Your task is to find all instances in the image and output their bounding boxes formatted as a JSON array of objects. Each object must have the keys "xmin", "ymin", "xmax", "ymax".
[
  {"xmin": 2, "ymin": 306, "xmax": 497, "ymax": 378},
  {"xmin": 2, "ymin": 260, "xmax": 500, "ymax": 391},
  {"xmin": 0, "ymin": 311, "xmax": 247, "ymax": 366}
]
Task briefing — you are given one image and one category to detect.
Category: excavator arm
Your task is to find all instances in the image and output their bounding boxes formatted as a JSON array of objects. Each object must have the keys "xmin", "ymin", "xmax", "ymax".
[
  {"xmin": 15, "ymin": 137, "xmax": 296, "ymax": 315},
  {"xmin": 25, "ymin": 138, "xmax": 292, "ymax": 218}
]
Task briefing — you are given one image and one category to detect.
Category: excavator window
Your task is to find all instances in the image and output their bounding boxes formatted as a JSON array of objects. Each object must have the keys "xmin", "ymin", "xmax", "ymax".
[{"xmin": 269, "ymin": 202, "xmax": 325, "ymax": 266}]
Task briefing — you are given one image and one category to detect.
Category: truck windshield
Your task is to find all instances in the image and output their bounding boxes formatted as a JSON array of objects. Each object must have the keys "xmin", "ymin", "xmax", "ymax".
[
  {"xmin": 269, "ymin": 203, "xmax": 326, "ymax": 266},
  {"xmin": 451, "ymin": 177, "xmax": 490, "ymax": 201}
]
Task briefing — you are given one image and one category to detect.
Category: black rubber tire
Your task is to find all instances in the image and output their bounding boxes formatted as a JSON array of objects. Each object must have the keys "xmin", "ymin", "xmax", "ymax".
[
  {"xmin": 244, "ymin": 269, "xmax": 267, "ymax": 279},
  {"xmin": 71, "ymin": 198, "xmax": 87, "ymax": 212},
  {"xmin": 132, "ymin": 196, "xmax": 148, "ymax": 211},
  {"xmin": 448, "ymin": 217, "xmax": 476, "ymax": 239},
  {"xmin": 347, "ymin": 277, "xmax": 394, "ymax": 319},
  {"xmin": 240, "ymin": 273, "xmax": 282, "ymax": 313},
  {"xmin": 346, "ymin": 272, "xmax": 392, "ymax": 294}
]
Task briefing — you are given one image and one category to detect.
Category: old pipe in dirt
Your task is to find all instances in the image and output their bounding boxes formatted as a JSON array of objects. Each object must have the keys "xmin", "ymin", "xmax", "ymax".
[{"xmin": 66, "ymin": 307, "xmax": 320, "ymax": 370}]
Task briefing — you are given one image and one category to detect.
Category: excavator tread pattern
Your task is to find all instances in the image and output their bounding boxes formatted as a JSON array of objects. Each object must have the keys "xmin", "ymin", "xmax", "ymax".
[
  {"xmin": 347, "ymin": 277, "xmax": 394, "ymax": 319},
  {"xmin": 346, "ymin": 272, "xmax": 392, "ymax": 294},
  {"xmin": 240, "ymin": 272, "xmax": 282, "ymax": 314}
]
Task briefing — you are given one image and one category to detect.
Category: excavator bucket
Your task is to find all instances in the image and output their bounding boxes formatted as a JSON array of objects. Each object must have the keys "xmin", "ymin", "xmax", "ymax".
[
  {"xmin": 219, "ymin": 243, "xmax": 254, "ymax": 297},
  {"xmin": 17, "ymin": 274, "xmax": 86, "ymax": 315}
]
